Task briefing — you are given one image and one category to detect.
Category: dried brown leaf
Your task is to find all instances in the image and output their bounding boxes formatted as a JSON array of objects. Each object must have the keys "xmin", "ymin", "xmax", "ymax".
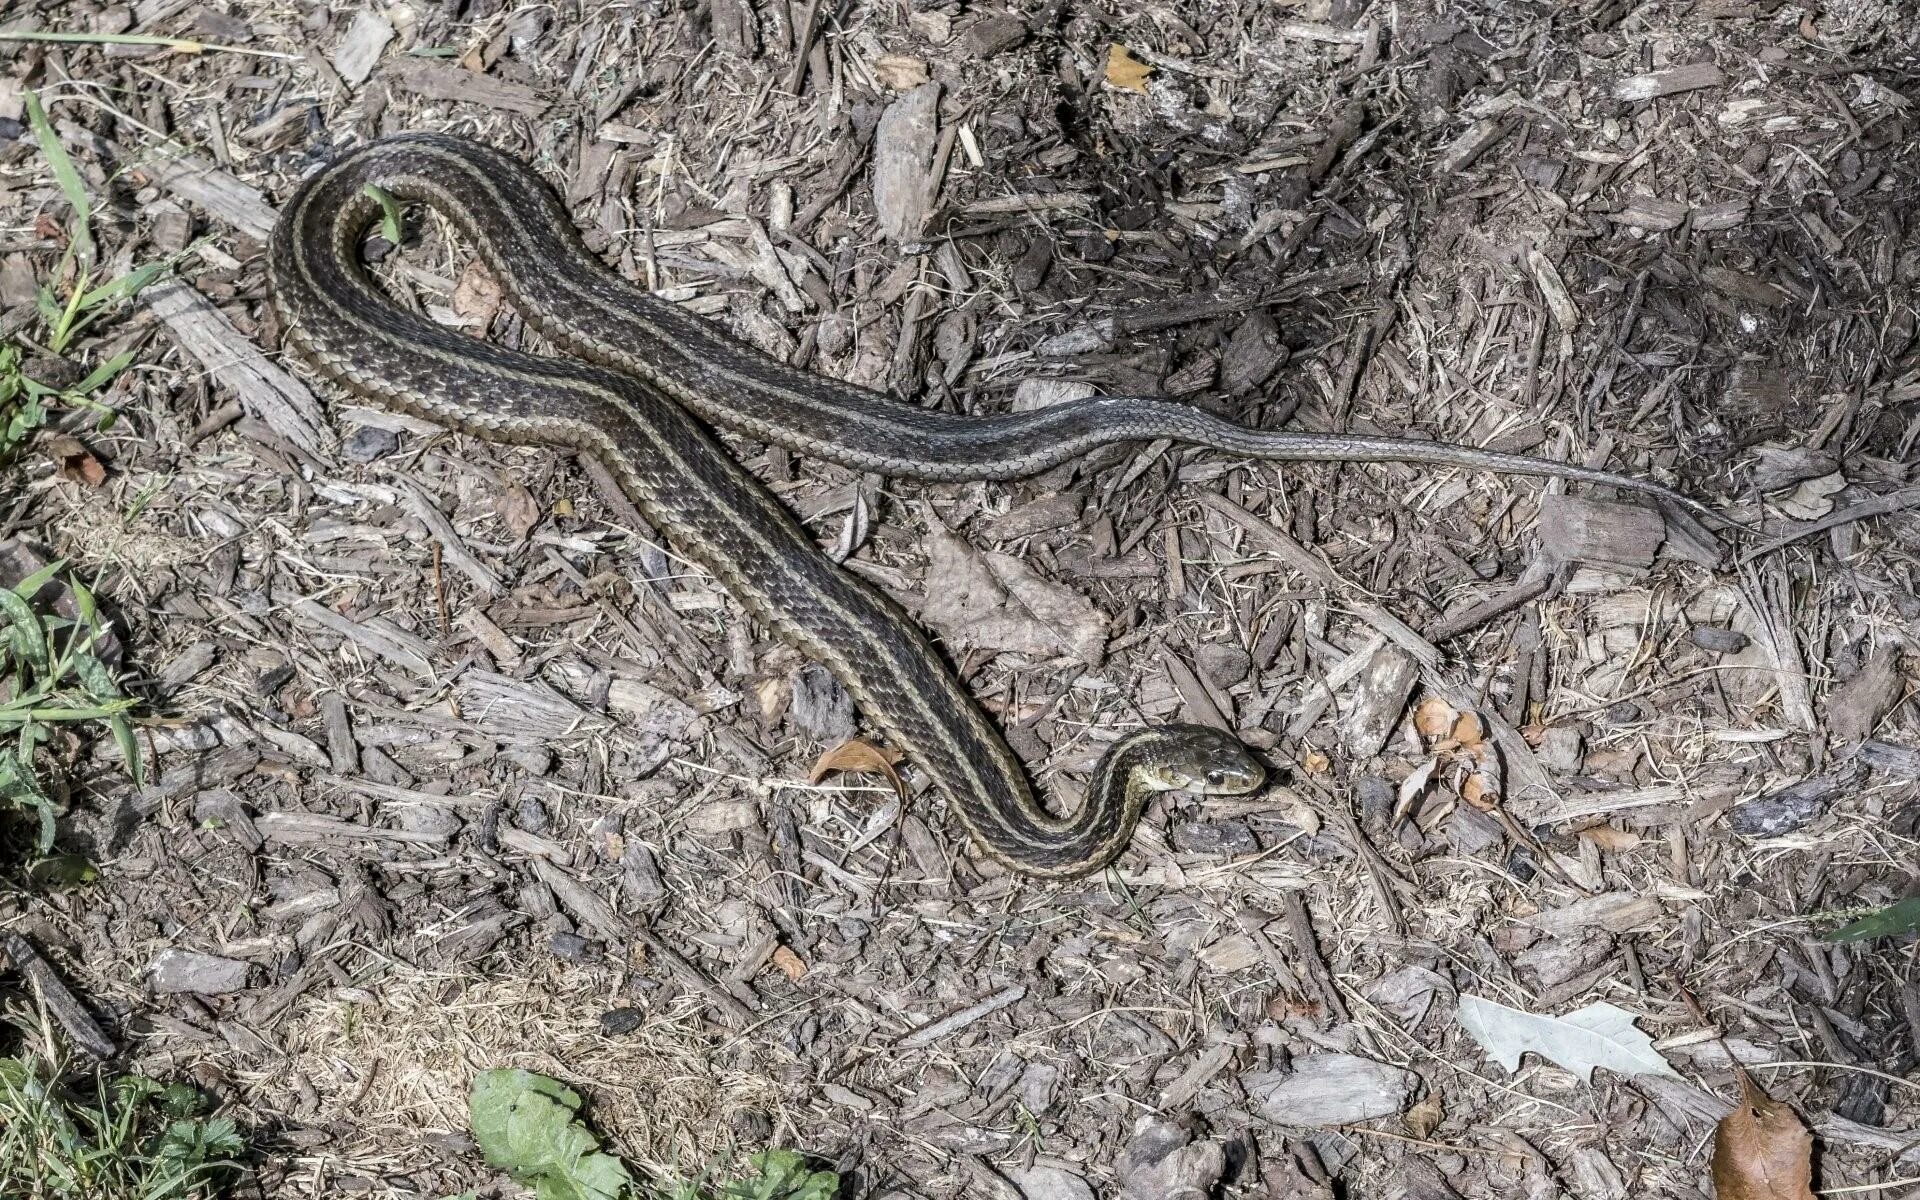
[
  {"xmin": 498, "ymin": 482, "xmax": 541, "ymax": 542},
  {"xmin": 918, "ymin": 523, "xmax": 1107, "ymax": 667},
  {"xmin": 770, "ymin": 944, "xmax": 808, "ymax": 981},
  {"xmin": 1413, "ymin": 696, "xmax": 1456, "ymax": 739},
  {"xmin": 1712, "ymin": 1070, "xmax": 1816, "ymax": 1200},
  {"xmin": 872, "ymin": 54, "xmax": 930, "ymax": 90},
  {"xmin": 1405, "ymin": 1090, "xmax": 1444, "ymax": 1139},
  {"xmin": 46, "ymin": 435, "xmax": 105, "ymax": 486},
  {"xmin": 453, "ymin": 259, "xmax": 504, "ymax": 328},
  {"xmin": 1105, "ymin": 44, "xmax": 1153, "ymax": 92},
  {"xmin": 808, "ymin": 738, "xmax": 908, "ymax": 804}
]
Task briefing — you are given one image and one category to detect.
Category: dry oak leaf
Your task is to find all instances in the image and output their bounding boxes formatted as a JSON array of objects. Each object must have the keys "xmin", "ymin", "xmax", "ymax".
[
  {"xmin": 918, "ymin": 522, "xmax": 1107, "ymax": 667},
  {"xmin": 453, "ymin": 259, "xmax": 505, "ymax": 328},
  {"xmin": 872, "ymin": 54, "xmax": 930, "ymax": 91},
  {"xmin": 1105, "ymin": 44, "xmax": 1153, "ymax": 92},
  {"xmin": 770, "ymin": 944, "xmax": 808, "ymax": 982},
  {"xmin": 45, "ymin": 435, "xmax": 105, "ymax": 486},
  {"xmin": 497, "ymin": 481, "xmax": 541, "ymax": 542},
  {"xmin": 1456, "ymin": 995, "xmax": 1679, "ymax": 1083},
  {"xmin": 809, "ymin": 738, "xmax": 909, "ymax": 805},
  {"xmin": 1712, "ymin": 1069, "xmax": 1815, "ymax": 1200}
]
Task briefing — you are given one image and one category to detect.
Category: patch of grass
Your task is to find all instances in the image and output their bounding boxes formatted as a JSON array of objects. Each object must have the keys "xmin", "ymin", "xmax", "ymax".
[
  {"xmin": 0, "ymin": 559, "xmax": 141, "ymax": 853},
  {"xmin": 0, "ymin": 90, "xmax": 163, "ymax": 464},
  {"xmin": 0, "ymin": 1053, "xmax": 246, "ymax": 1199}
]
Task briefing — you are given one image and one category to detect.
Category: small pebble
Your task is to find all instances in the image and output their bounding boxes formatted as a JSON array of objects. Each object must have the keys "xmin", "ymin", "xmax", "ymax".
[
  {"xmin": 548, "ymin": 931, "xmax": 598, "ymax": 963},
  {"xmin": 1690, "ymin": 626, "xmax": 1749, "ymax": 654},
  {"xmin": 516, "ymin": 792, "xmax": 551, "ymax": 835},
  {"xmin": 599, "ymin": 1006, "xmax": 645, "ymax": 1036},
  {"xmin": 1196, "ymin": 643, "xmax": 1252, "ymax": 689},
  {"xmin": 341, "ymin": 425, "xmax": 400, "ymax": 463},
  {"xmin": 1172, "ymin": 820, "xmax": 1258, "ymax": 856}
]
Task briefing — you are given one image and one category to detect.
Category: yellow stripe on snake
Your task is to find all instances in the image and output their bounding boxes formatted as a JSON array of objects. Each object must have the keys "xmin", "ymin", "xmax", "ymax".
[{"xmin": 268, "ymin": 133, "xmax": 1709, "ymax": 877}]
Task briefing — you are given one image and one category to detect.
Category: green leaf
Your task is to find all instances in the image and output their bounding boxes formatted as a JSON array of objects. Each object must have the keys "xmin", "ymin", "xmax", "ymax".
[
  {"xmin": 469, "ymin": 1070, "xmax": 632, "ymax": 1200},
  {"xmin": 67, "ymin": 649, "xmax": 122, "ymax": 704},
  {"xmin": 36, "ymin": 282, "xmax": 63, "ymax": 328},
  {"xmin": 26, "ymin": 852, "xmax": 97, "ymax": 887},
  {"xmin": 0, "ymin": 586, "xmax": 50, "ymax": 679},
  {"xmin": 65, "ymin": 348, "xmax": 136, "ymax": 400},
  {"xmin": 12, "ymin": 557, "xmax": 67, "ymax": 602},
  {"xmin": 730, "ymin": 1151, "xmax": 838, "ymax": 1200},
  {"xmin": 77, "ymin": 262, "xmax": 165, "ymax": 310},
  {"xmin": 363, "ymin": 184, "xmax": 406, "ymax": 246},
  {"xmin": 1825, "ymin": 897, "xmax": 1920, "ymax": 943},
  {"xmin": 110, "ymin": 714, "xmax": 143, "ymax": 788},
  {"xmin": 24, "ymin": 91, "xmax": 93, "ymax": 269}
]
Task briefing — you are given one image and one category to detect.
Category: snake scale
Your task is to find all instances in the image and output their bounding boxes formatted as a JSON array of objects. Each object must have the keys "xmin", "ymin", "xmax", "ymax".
[{"xmin": 268, "ymin": 132, "xmax": 1709, "ymax": 877}]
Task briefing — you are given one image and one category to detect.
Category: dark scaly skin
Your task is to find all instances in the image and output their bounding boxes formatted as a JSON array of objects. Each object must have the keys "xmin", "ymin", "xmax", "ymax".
[
  {"xmin": 270, "ymin": 138, "xmax": 1265, "ymax": 877},
  {"xmin": 267, "ymin": 133, "xmax": 1707, "ymax": 876},
  {"xmin": 344, "ymin": 133, "xmax": 1719, "ymax": 525}
]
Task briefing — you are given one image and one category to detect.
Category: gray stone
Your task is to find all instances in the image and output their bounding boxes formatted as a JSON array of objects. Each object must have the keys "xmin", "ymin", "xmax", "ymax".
[{"xmin": 342, "ymin": 424, "xmax": 400, "ymax": 463}]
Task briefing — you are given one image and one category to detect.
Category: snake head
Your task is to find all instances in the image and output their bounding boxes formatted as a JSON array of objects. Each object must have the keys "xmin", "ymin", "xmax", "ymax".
[{"xmin": 1142, "ymin": 725, "xmax": 1267, "ymax": 796}]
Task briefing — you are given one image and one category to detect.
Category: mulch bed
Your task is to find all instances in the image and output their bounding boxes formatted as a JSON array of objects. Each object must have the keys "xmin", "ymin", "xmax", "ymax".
[{"xmin": 1, "ymin": 0, "xmax": 1917, "ymax": 1196}]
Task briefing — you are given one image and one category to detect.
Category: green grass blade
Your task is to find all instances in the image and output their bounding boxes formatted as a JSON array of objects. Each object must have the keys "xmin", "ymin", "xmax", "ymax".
[
  {"xmin": 23, "ymin": 91, "xmax": 93, "ymax": 269},
  {"xmin": 363, "ymin": 184, "xmax": 406, "ymax": 245},
  {"xmin": 12, "ymin": 558, "xmax": 68, "ymax": 601},
  {"xmin": 78, "ymin": 262, "xmax": 166, "ymax": 310},
  {"xmin": 108, "ymin": 715, "xmax": 142, "ymax": 788},
  {"xmin": 1825, "ymin": 897, "xmax": 1920, "ymax": 943},
  {"xmin": 67, "ymin": 574, "xmax": 100, "ymax": 632}
]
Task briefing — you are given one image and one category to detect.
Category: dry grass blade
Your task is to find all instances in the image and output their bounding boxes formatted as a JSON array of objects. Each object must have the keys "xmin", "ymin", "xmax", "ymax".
[{"xmin": 1712, "ymin": 1069, "xmax": 1816, "ymax": 1200}]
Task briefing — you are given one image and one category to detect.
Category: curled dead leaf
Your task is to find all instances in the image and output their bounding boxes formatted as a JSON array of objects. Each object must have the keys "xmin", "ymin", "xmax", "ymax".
[
  {"xmin": 452, "ymin": 259, "xmax": 504, "ymax": 328},
  {"xmin": 872, "ymin": 54, "xmax": 930, "ymax": 91},
  {"xmin": 1413, "ymin": 696, "xmax": 1456, "ymax": 739},
  {"xmin": 1452, "ymin": 709, "xmax": 1485, "ymax": 749},
  {"xmin": 809, "ymin": 738, "xmax": 909, "ymax": 805},
  {"xmin": 46, "ymin": 435, "xmax": 105, "ymax": 486},
  {"xmin": 1405, "ymin": 1090, "xmax": 1444, "ymax": 1139},
  {"xmin": 1105, "ymin": 44, "xmax": 1153, "ymax": 92},
  {"xmin": 497, "ymin": 482, "xmax": 541, "ymax": 542},
  {"xmin": 1711, "ymin": 1069, "xmax": 1816, "ymax": 1200},
  {"xmin": 770, "ymin": 944, "xmax": 808, "ymax": 981}
]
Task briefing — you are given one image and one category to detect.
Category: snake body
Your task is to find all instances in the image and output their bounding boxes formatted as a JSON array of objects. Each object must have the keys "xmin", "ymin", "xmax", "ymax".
[{"xmin": 268, "ymin": 133, "xmax": 1703, "ymax": 877}]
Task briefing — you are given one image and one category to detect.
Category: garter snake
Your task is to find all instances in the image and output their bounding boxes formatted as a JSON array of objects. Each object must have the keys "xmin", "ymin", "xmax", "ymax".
[{"xmin": 268, "ymin": 133, "xmax": 1710, "ymax": 877}]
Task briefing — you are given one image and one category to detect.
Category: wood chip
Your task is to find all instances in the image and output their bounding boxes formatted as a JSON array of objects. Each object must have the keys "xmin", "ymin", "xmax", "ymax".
[
  {"xmin": 146, "ymin": 281, "xmax": 332, "ymax": 459},
  {"xmin": 1537, "ymin": 495, "xmax": 1666, "ymax": 571},
  {"xmin": 1613, "ymin": 62, "xmax": 1726, "ymax": 101},
  {"xmin": 872, "ymin": 82, "xmax": 941, "ymax": 242},
  {"xmin": 383, "ymin": 57, "xmax": 548, "ymax": 116},
  {"xmin": 332, "ymin": 10, "xmax": 394, "ymax": 85}
]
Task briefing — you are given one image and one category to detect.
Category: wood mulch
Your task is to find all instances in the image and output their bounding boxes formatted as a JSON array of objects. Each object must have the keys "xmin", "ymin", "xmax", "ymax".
[{"xmin": 1, "ymin": 0, "xmax": 1917, "ymax": 1196}]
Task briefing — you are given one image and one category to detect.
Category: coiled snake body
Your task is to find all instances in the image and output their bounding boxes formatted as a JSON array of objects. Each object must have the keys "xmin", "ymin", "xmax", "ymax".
[{"xmin": 268, "ymin": 133, "xmax": 1705, "ymax": 877}]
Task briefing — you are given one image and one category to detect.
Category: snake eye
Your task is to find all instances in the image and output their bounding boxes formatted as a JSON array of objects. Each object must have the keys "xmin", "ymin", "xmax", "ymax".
[{"xmin": 1203, "ymin": 768, "xmax": 1227, "ymax": 787}]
